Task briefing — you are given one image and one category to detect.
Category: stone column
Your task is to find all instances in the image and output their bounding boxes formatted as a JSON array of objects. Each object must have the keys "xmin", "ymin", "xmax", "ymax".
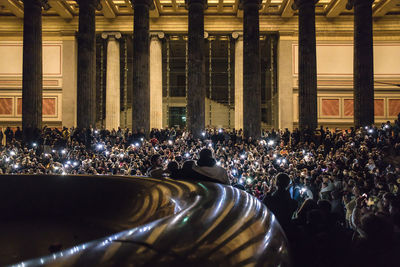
[
  {"xmin": 295, "ymin": 0, "xmax": 318, "ymax": 131},
  {"xmin": 278, "ymin": 38, "xmax": 294, "ymax": 131},
  {"xmin": 232, "ymin": 32, "xmax": 243, "ymax": 131},
  {"xmin": 22, "ymin": 0, "xmax": 47, "ymax": 143},
  {"xmin": 150, "ymin": 32, "xmax": 164, "ymax": 130},
  {"xmin": 77, "ymin": 0, "xmax": 98, "ymax": 129},
  {"xmin": 242, "ymin": 0, "xmax": 261, "ymax": 139},
  {"xmin": 186, "ymin": 0, "xmax": 206, "ymax": 138},
  {"xmin": 348, "ymin": 0, "xmax": 374, "ymax": 128},
  {"xmin": 132, "ymin": 0, "xmax": 152, "ymax": 135},
  {"xmin": 102, "ymin": 32, "xmax": 122, "ymax": 131},
  {"xmin": 62, "ymin": 34, "xmax": 77, "ymax": 128}
]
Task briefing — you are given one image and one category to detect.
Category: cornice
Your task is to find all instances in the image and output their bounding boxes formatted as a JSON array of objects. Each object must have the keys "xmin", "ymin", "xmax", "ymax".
[{"xmin": 0, "ymin": 14, "xmax": 399, "ymax": 38}]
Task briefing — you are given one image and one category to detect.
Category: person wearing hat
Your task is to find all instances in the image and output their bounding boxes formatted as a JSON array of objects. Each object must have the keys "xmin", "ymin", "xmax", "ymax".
[{"xmin": 188, "ymin": 148, "xmax": 230, "ymax": 185}]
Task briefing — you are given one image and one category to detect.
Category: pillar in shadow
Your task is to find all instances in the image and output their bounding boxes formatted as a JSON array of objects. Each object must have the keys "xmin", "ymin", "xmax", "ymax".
[
  {"xmin": 294, "ymin": 0, "xmax": 318, "ymax": 131},
  {"xmin": 347, "ymin": 0, "xmax": 374, "ymax": 128},
  {"xmin": 77, "ymin": 0, "xmax": 100, "ymax": 130},
  {"xmin": 185, "ymin": 0, "xmax": 207, "ymax": 138},
  {"xmin": 241, "ymin": 0, "xmax": 261, "ymax": 139},
  {"xmin": 22, "ymin": 0, "xmax": 50, "ymax": 143},
  {"xmin": 132, "ymin": 0, "xmax": 153, "ymax": 136}
]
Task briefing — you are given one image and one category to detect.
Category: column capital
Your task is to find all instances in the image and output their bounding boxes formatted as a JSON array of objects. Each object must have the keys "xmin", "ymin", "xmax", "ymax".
[
  {"xmin": 101, "ymin": 32, "xmax": 122, "ymax": 40},
  {"xmin": 239, "ymin": 0, "xmax": 262, "ymax": 10},
  {"xmin": 185, "ymin": 0, "xmax": 208, "ymax": 9},
  {"xmin": 346, "ymin": 0, "xmax": 373, "ymax": 10},
  {"xmin": 150, "ymin": 31, "xmax": 165, "ymax": 40},
  {"xmin": 232, "ymin": 31, "xmax": 243, "ymax": 39},
  {"xmin": 292, "ymin": 0, "xmax": 319, "ymax": 10}
]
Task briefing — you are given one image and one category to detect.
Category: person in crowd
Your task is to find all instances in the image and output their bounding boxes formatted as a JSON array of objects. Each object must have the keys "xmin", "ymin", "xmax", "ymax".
[
  {"xmin": 4, "ymin": 126, "xmax": 13, "ymax": 145},
  {"xmin": 181, "ymin": 160, "xmax": 195, "ymax": 178},
  {"xmin": 293, "ymin": 198, "xmax": 318, "ymax": 226},
  {"xmin": 263, "ymin": 173, "xmax": 298, "ymax": 231},
  {"xmin": 147, "ymin": 154, "xmax": 165, "ymax": 178},
  {"xmin": 14, "ymin": 126, "xmax": 22, "ymax": 142},
  {"xmin": 1, "ymin": 121, "xmax": 400, "ymax": 266},
  {"xmin": 330, "ymin": 190, "xmax": 345, "ymax": 225},
  {"xmin": 0, "ymin": 127, "xmax": 3, "ymax": 146},
  {"xmin": 188, "ymin": 148, "xmax": 230, "ymax": 185},
  {"xmin": 352, "ymin": 211, "xmax": 398, "ymax": 267},
  {"xmin": 166, "ymin": 160, "xmax": 180, "ymax": 179}
]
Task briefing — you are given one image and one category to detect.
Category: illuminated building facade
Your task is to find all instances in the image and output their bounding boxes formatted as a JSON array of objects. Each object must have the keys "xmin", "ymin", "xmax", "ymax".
[{"xmin": 0, "ymin": 0, "xmax": 399, "ymax": 137}]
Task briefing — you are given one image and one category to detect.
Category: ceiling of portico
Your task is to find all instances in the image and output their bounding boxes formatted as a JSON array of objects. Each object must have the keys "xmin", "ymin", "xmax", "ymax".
[{"xmin": 0, "ymin": 0, "xmax": 399, "ymax": 19}]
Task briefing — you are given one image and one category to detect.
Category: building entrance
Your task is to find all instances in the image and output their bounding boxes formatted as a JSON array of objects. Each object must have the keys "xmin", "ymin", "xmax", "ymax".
[{"xmin": 168, "ymin": 107, "xmax": 186, "ymax": 129}]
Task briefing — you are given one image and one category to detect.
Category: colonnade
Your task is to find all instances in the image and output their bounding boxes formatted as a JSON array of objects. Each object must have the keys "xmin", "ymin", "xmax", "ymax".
[
  {"xmin": 294, "ymin": 0, "xmax": 375, "ymax": 130},
  {"xmin": 21, "ymin": 0, "xmax": 375, "ymax": 141}
]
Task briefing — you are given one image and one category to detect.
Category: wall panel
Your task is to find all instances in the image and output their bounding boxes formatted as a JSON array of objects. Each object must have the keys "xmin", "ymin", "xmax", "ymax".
[
  {"xmin": 321, "ymin": 99, "xmax": 340, "ymax": 117},
  {"xmin": 293, "ymin": 43, "xmax": 400, "ymax": 77},
  {"xmin": 0, "ymin": 42, "xmax": 62, "ymax": 77},
  {"xmin": 0, "ymin": 98, "xmax": 13, "ymax": 115},
  {"xmin": 343, "ymin": 99, "xmax": 354, "ymax": 117},
  {"xmin": 294, "ymin": 94, "xmax": 400, "ymax": 124},
  {"xmin": 389, "ymin": 99, "xmax": 400, "ymax": 117},
  {"xmin": 375, "ymin": 99, "xmax": 385, "ymax": 117}
]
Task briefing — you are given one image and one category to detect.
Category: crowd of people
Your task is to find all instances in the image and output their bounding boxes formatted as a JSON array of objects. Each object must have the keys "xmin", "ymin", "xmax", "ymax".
[{"xmin": 1, "ymin": 121, "xmax": 400, "ymax": 266}]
